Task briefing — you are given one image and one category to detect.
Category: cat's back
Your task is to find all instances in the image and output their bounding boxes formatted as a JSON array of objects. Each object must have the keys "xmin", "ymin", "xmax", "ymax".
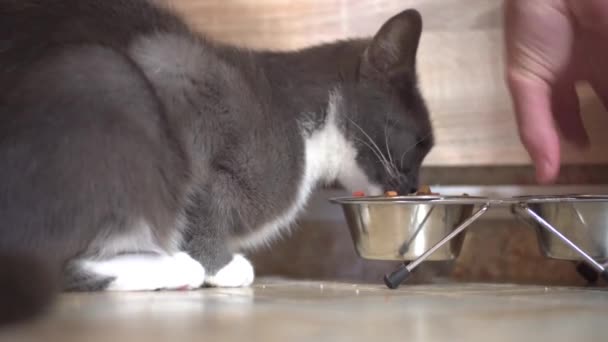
[{"xmin": 0, "ymin": 0, "xmax": 190, "ymax": 80}]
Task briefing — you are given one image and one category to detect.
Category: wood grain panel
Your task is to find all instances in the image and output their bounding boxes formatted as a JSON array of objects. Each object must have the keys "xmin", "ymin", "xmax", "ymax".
[
  {"xmin": 167, "ymin": 0, "xmax": 608, "ymax": 167},
  {"xmin": 167, "ymin": 0, "xmax": 501, "ymax": 49}
]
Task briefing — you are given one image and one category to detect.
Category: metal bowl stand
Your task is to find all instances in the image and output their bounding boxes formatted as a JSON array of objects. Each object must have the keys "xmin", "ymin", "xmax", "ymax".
[
  {"xmin": 384, "ymin": 203, "xmax": 490, "ymax": 289},
  {"xmin": 384, "ymin": 200, "xmax": 608, "ymax": 289}
]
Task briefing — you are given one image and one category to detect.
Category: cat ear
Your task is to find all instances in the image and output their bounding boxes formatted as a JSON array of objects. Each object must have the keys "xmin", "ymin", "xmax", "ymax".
[{"xmin": 360, "ymin": 9, "xmax": 423, "ymax": 80}]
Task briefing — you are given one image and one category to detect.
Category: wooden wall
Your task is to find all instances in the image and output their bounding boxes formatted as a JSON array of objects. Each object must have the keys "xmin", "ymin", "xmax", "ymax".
[{"xmin": 168, "ymin": 0, "xmax": 608, "ymax": 168}]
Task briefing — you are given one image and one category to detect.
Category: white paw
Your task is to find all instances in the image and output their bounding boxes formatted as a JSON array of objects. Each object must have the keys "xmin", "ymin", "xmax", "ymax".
[
  {"xmin": 205, "ymin": 254, "xmax": 255, "ymax": 288},
  {"xmin": 82, "ymin": 252, "xmax": 206, "ymax": 291}
]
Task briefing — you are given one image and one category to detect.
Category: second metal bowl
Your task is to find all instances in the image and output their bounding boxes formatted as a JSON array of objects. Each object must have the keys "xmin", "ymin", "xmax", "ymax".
[{"xmin": 513, "ymin": 195, "xmax": 608, "ymax": 261}]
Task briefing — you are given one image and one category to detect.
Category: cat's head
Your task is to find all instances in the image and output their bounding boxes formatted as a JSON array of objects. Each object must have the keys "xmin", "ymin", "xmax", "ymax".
[{"xmin": 334, "ymin": 9, "xmax": 433, "ymax": 196}]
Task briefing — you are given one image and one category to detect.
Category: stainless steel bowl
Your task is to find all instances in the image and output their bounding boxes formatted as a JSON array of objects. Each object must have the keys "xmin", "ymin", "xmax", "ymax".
[
  {"xmin": 330, "ymin": 195, "xmax": 490, "ymax": 261},
  {"xmin": 513, "ymin": 195, "xmax": 608, "ymax": 261}
]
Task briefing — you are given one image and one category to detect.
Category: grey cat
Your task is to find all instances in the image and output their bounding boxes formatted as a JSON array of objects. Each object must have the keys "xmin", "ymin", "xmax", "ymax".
[{"xmin": 0, "ymin": 0, "xmax": 433, "ymax": 324}]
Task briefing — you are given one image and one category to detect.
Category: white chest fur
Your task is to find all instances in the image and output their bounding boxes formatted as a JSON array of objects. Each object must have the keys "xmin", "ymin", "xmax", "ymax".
[{"xmin": 229, "ymin": 91, "xmax": 381, "ymax": 250}]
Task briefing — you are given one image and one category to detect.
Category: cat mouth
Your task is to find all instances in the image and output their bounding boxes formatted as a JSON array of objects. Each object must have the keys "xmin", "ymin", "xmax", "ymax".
[{"xmin": 382, "ymin": 183, "xmax": 418, "ymax": 196}]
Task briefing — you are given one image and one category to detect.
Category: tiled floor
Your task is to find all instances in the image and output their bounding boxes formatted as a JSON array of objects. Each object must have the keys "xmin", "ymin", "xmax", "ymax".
[{"xmin": 2, "ymin": 278, "xmax": 608, "ymax": 342}]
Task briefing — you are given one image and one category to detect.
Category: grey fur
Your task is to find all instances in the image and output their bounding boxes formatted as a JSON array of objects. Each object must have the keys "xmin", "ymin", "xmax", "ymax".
[{"xmin": 0, "ymin": 0, "xmax": 433, "ymax": 306}]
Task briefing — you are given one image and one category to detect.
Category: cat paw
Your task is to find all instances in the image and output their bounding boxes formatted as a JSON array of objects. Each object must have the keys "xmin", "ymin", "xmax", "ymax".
[
  {"xmin": 83, "ymin": 252, "xmax": 206, "ymax": 291},
  {"xmin": 169, "ymin": 252, "xmax": 207, "ymax": 290},
  {"xmin": 205, "ymin": 254, "xmax": 255, "ymax": 288}
]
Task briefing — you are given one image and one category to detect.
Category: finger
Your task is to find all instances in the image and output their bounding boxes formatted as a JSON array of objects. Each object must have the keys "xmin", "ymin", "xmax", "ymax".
[
  {"xmin": 504, "ymin": 0, "xmax": 572, "ymax": 183},
  {"xmin": 507, "ymin": 70, "xmax": 561, "ymax": 184},
  {"xmin": 552, "ymin": 81, "xmax": 589, "ymax": 147}
]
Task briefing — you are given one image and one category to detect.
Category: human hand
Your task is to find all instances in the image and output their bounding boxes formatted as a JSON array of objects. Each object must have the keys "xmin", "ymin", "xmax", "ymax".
[{"xmin": 504, "ymin": 0, "xmax": 608, "ymax": 183}]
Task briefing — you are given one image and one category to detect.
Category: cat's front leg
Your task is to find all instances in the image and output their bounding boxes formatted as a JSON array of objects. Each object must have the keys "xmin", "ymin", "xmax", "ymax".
[
  {"xmin": 184, "ymin": 196, "xmax": 255, "ymax": 288},
  {"xmin": 185, "ymin": 232, "xmax": 255, "ymax": 288}
]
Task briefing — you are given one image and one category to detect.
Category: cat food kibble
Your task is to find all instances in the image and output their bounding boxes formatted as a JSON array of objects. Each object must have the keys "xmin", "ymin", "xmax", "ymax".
[
  {"xmin": 412, "ymin": 185, "xmax": 440, "ymax": 196},
  {"xmin": 416, "ymin": 185, "xmax": 432, "ymax": 195}
]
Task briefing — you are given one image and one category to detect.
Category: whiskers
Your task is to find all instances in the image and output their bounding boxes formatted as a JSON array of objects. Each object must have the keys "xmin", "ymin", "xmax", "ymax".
[
  {"xmin": 345, "ymin": 116, "xmax": 399, "ymax": 179},
  {"xmin": 345, "ymin": 114, "xmax": 434, "ymax": 183},
  {"xmin": 399, "ymin": 131, "xmax": 434, "ymax": 169}
]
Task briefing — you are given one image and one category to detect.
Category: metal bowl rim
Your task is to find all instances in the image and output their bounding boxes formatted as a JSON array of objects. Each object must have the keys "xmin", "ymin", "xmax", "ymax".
[
  {"xmin": 329, "ymin": 195, "xmax": 493, "ymax": 205},
  {"xmin": 513, "ymin": 194, "xmax": 608, "ymax": 203}
]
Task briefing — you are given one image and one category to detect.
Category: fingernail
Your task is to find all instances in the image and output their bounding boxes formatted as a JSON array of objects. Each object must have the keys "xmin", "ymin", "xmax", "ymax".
[{"xmin": 536, "ymin": 158, "xmax": 558, "ymax": 184}]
